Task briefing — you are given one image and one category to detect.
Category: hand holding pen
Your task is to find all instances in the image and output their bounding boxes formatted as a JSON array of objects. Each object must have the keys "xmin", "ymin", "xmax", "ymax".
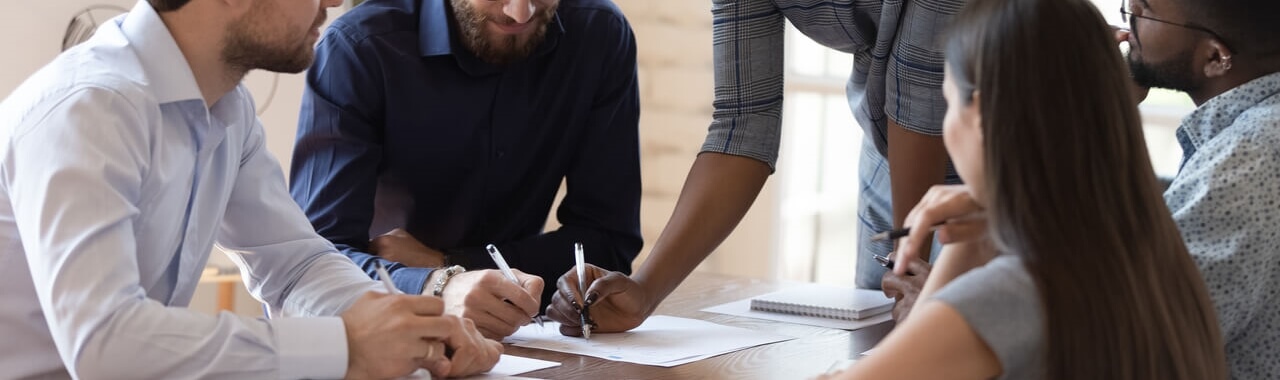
[
  {"xmin": 485, "ymin": 244, "xmax": 546, "ymax": 327},
  {"xmin": 544, "ymin": 243, "xmax": 651, "ymax": 337},
  {"xmin": 888, "ymin": 185, "xmax": 987, "ymax": 276}
]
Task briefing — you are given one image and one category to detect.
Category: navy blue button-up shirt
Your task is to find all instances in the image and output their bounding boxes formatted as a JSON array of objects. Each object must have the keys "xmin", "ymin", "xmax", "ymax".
[{"xmin": 291, "ymin": 0, "xmax": 642, "ymax": 303}]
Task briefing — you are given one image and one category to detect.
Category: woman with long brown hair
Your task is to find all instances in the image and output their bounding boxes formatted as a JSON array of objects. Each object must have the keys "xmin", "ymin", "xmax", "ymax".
[{"xmin": 821, "ymin": 0, "xmax": 1227, "ymax": 378}]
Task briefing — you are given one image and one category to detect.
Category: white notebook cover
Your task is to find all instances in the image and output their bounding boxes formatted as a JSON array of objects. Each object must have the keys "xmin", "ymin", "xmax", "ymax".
[{"xmin": 749, "ymin": 284, "xmax": 893, "ymax": 320}]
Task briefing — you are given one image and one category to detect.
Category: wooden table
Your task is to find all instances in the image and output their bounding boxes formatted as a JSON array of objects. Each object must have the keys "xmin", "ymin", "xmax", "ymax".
[{"xmin": 506, "ymin": 272, "xmax": 895, "ymax": 379}]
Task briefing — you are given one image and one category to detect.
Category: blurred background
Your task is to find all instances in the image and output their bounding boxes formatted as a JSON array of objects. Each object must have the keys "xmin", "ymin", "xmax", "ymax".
[{"xmin": 1, "ymin": 0, "xmax": 1190, "ymax": 317}]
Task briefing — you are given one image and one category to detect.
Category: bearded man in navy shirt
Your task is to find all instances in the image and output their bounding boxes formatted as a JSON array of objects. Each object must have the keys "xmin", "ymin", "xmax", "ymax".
[{"xmin": 292, "ymin": 0, "xmax": 641, "ymax": 340}]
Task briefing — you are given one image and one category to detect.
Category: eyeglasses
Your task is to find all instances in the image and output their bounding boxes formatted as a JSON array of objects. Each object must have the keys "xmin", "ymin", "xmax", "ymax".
[{"xmin": 1120, "ymin": 0, "xmax": 1227, "ymax": 44}]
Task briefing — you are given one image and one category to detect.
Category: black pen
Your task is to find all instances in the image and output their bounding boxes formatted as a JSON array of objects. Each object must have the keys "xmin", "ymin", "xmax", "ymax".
[{"xmin": 869, "ymin": 222, "xmax": 945, "ymax": 242}]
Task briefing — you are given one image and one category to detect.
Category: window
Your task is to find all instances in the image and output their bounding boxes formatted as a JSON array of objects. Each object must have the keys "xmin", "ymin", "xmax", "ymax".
[{"xmin": 776, "ymin": 2, "xmax": 1195, "ymax": 284}]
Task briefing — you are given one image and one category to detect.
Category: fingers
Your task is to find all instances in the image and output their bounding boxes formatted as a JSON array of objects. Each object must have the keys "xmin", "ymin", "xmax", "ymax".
[
  {"xmin": 546, "ymin": 286, "xmax": 585, "ymax": 336},
  {"xmin": 936, "ymin": 217, "xmax": 987, "ymax": 245},
  {"xmin": 880, "ymin": 272, "xmax": 905, "ymax": 300},
  {"xmin": 448, "ymin": 271, "xmax": 536, "ymax": 337},
  {"xmin": 445, "ymin": 318, "xmax": 502, "ymax": 377},
  {"xmin": 1113, "ymin": 27, "xmax": 1131, "ymax": 44},
  {"xmin": 583, "ymin": 269, "xmax": 630, "ymax": 306},
  {"xmin": 895, "ymin": 185, "xmax": 983, "ymax": 275},
  {"xmin": 901, "ymin": 258, "xmax": 932, "ymax": 278},
  {"xmin": 396, "ymin": 294, "xmax": 445, "ymax": 317},
  {"xmin": 504, "ymin": 269, "xmax": 544, "ymax": 316}
]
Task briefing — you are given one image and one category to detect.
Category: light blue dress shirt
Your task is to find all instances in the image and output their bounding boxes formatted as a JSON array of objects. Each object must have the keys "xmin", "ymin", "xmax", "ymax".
[
  {"xmin": 1166, "ymin": 71, "xmax": 1280, "ymax": 379},
  {"xmin": 0, "ymin": 2, "xmax": 379, "ymax": 378}
]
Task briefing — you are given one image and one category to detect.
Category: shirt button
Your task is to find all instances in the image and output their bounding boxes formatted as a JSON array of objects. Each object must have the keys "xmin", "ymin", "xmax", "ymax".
[{"xmin": 495, "ymin": 150, "xmax": 506, "ymax": 158}]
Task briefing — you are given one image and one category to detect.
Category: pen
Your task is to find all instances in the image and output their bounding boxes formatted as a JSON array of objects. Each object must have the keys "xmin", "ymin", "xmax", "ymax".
[
  {"xmin": 873, "ymin": 254, "xmax": 917, "ymax": 276},
  {"xmin": 575, "ymin": 242, "xmax": 592, "ymax": 340},
  {"xmin": 485, "ymin": 244, "xmax": 545, "ymax": 327},
  {"xmin": 869, "ymin": 222, "xmax": 945, "ymax": 242},
  {"xmin": 872, "ymin": 254, "xmax": 895, "ymax": 270},
  {"xmin": 374, "ymin": 261, "xmax": 402, "ymax": 295}
]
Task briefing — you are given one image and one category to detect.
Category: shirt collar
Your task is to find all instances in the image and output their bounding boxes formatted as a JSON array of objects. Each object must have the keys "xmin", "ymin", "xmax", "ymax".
[
  {"xmin": 118, "ymin": 0, "xmax": 204, "ymax": 105},
  {"xmin": 1178, "ymin": 71, "xmax": 1280, "ymax": 150},
  {"xmin": 417, "ymin": 0, "xmax": 566, "ymax": 58}
]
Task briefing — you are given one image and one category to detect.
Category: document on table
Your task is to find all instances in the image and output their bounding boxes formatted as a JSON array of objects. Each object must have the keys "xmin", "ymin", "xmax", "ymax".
[
  {"xmin": 701, "ymin": 298, "xmax": 892, "ymax": 330},
  {"xmin": 502, "ymin": 315, "xmax": 794, "ymax": 367},
  {"xmin": 400, "ymin": 354, "xmax": 559, "ymax": 379}
]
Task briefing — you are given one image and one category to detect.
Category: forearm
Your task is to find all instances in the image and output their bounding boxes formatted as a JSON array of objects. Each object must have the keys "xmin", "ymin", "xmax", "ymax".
[
  {"xmin": 339, "ymin": 247, "xmax": 434, "ymax": 295},
  {"xmin": 632, "ymin": 153, "xmax": 771, "ymax": 312},
  {"xmin": 917, "ymin": 241, "xmax": 996, "ymax": 303},
  {"xmin": 887, "ymin": 121, "xmax": 950, "ymax": 261}
]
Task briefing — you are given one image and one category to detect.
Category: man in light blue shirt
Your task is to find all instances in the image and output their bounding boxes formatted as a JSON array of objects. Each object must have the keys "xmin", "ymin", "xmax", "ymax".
[
  {"xmin": 0, "ymin": 0, "xmax": 499, "ymax": 378},
  {"xmin": 1120, "ymin": 0, "xmax": 1280, "ymax": 377}
]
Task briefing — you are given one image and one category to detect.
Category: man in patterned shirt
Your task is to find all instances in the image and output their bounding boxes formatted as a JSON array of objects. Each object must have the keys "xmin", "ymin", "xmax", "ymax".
[
  {"xmin": 545, "ymin": 0, "xmax": 967, "ymax": 334},
  {"xmin": 1120, "ymin": 0, "xmax": 1280, "ymax": 377}
]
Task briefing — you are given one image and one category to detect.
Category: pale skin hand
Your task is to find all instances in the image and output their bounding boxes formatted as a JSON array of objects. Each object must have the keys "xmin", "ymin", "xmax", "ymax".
[
  {"xmin": 819, "ymin": 186, "xmax": 1000, "ymax": 380},
  {"xmin": 892, "ymin": 185, "xmax": 990, "ymax": 277},
  {"xmin": 545, "ymin": 153, "xmax": 771, "ymax": 335},
  {"xmin": 438, "ymin": 269, "xmax": 544, "ymax": 340},
  {"xmin": 340, "ymin": 292, "xmax": 455, "ymax": 380},
  {"xmin": 422, "ymin": 316, "xmax": 504, "ymax": 378},
  {"xmin": 368, "ymin": 228, "xmax": 445, "ymax": 268}
]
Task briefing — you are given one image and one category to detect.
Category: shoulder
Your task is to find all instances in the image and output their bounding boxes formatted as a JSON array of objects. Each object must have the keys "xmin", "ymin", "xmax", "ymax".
[
  {"xmin": 930, "ymin": 256, "xmax": 1044, "ymax": 379},
  {"xmin": 326, "ymin": 0, "xmax": 421, "ymax": 45},
  {"xmin": 556, "ymin": 0, "xmax": 634, "ymax": 38},
  {"xmin": 932, "ymin": 256, "xmax": 1039, "ymax": 329},
  {"xmin": 1, "ymin": 50, "xmax": 152, "ymax": 144}
]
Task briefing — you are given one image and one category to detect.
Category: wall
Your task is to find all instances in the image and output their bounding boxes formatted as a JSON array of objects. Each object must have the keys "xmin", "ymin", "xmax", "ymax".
[
  {"xmin": 2, "ymin": 0, "xmax": 778, "ymax": 316},
  {"xmin": 614, "ymin": 0, "xmax": 778, "ymax": 279}
]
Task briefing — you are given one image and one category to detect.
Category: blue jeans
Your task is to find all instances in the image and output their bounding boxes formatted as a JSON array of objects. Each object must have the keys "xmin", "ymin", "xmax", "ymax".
[{"xmin": 855, "ymin": 140, "xmax": 943, "ymax": 289}]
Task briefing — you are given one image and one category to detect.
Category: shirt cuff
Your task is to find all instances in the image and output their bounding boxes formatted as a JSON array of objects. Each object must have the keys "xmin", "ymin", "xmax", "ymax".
[
  {"xmin": 272, "ymin": 317, "xmax": 348, "ymax": 379},
  {"xmin": 392, "ymin": 266, "xmax": 431, "ymax": 295}
]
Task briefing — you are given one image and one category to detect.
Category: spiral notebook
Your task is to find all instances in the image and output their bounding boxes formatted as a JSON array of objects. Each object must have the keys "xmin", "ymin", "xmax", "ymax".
[{"xmin": 749, "ymin": 284, "xmax": 894, "ymax": 321}]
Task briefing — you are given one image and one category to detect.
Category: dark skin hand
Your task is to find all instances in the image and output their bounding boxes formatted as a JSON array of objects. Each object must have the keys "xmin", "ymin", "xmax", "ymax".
[
  {"xmin": 368, "ymin": 228, "xmax": 446, "ymax": 268},
  {"xmin": 880, "ymin": 257, "xmax": 932, "ymax": 322}
]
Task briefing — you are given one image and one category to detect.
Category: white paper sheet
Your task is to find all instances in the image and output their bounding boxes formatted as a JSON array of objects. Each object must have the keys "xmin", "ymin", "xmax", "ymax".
[
  {"xmin": 502, "ymin": 315, "xmax": 793, "ymax": 367},
  {"xmin": 400, "ymin": 354, "xmax": 558, "ymax": 379},
  {"xmin": 701, "ymin": 298, "xmax": 893, "ymax": 330}
]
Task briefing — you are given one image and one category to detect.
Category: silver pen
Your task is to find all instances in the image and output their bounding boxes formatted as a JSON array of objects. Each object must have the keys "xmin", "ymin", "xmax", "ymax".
[
  {"xmin": 485, "ymin": 244, "xmax": 546, "ymax": 327},
  {"xmin": 575, "ymin": 242, "xmax": 591, "ymax": 339}
]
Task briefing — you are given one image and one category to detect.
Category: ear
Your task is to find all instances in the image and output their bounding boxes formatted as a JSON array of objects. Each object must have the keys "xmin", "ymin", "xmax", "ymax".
[
  {"xmin": 966, "ymin": 90, "xmax": 983, "ymax": 129},
  {"xmin": 1202, "ymin": 39, "xmax": 1234, "ymax": 78}
]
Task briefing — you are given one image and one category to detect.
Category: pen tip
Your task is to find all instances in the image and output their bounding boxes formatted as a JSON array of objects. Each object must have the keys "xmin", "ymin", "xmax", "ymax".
[{"xmin": 869, "ymin": 231, "xmax": 889, "ymax": 241}]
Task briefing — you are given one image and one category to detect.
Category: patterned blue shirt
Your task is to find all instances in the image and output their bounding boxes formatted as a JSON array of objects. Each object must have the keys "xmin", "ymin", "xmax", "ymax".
[
  {"xmin": 1166, "ymin": 71, "xmax": 1280, "ymax": 379},
  {"xmin": 704, "ymin": 0, "xmax": 966, "ymax": 168}
]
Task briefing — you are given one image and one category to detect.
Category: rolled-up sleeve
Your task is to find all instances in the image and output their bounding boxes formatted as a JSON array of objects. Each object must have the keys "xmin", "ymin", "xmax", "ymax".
[{"xmin": 703, "ymin": 0, "xmax": 786, "ymax": 169}]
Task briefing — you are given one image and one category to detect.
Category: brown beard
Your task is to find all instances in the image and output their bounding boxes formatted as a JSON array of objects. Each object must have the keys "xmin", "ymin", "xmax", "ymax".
[
  {"xmin": 451, "ymin": 0, "xmax": 556, "ymax": 66},
  {"xmin": 223, "ymin": 2, "xmax": 325, "ymax": 74}
]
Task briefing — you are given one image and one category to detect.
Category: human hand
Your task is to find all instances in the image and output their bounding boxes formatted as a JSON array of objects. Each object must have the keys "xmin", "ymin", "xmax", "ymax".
[
  {"xmin": 439, "ymin": 269, "xmax": 544, "ymax": 339},
  {"xmin": 893, "ymin": 185, "xmax": 987, "ymax": 276},
  {"xmin": 881, "ymin": 257, "xmax": 932, "ymax": 322},
  {"xmin": 545, "ymin": 264, "xmax": 651, "ymax": 336},
  {"xmin": 1113, "ymin": 27, "xmax": 1150, "ymax": 103},
  {"xmin": 369, "ymin": 228, "xmax": 445, "ymax": 268},
  {"xmin": 341, "ymin": 292, "xmax": 452, "ymax": 380},
  {"xmin": 420, "ymin": 315, "xmax": 503, "ymax": 378}
]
